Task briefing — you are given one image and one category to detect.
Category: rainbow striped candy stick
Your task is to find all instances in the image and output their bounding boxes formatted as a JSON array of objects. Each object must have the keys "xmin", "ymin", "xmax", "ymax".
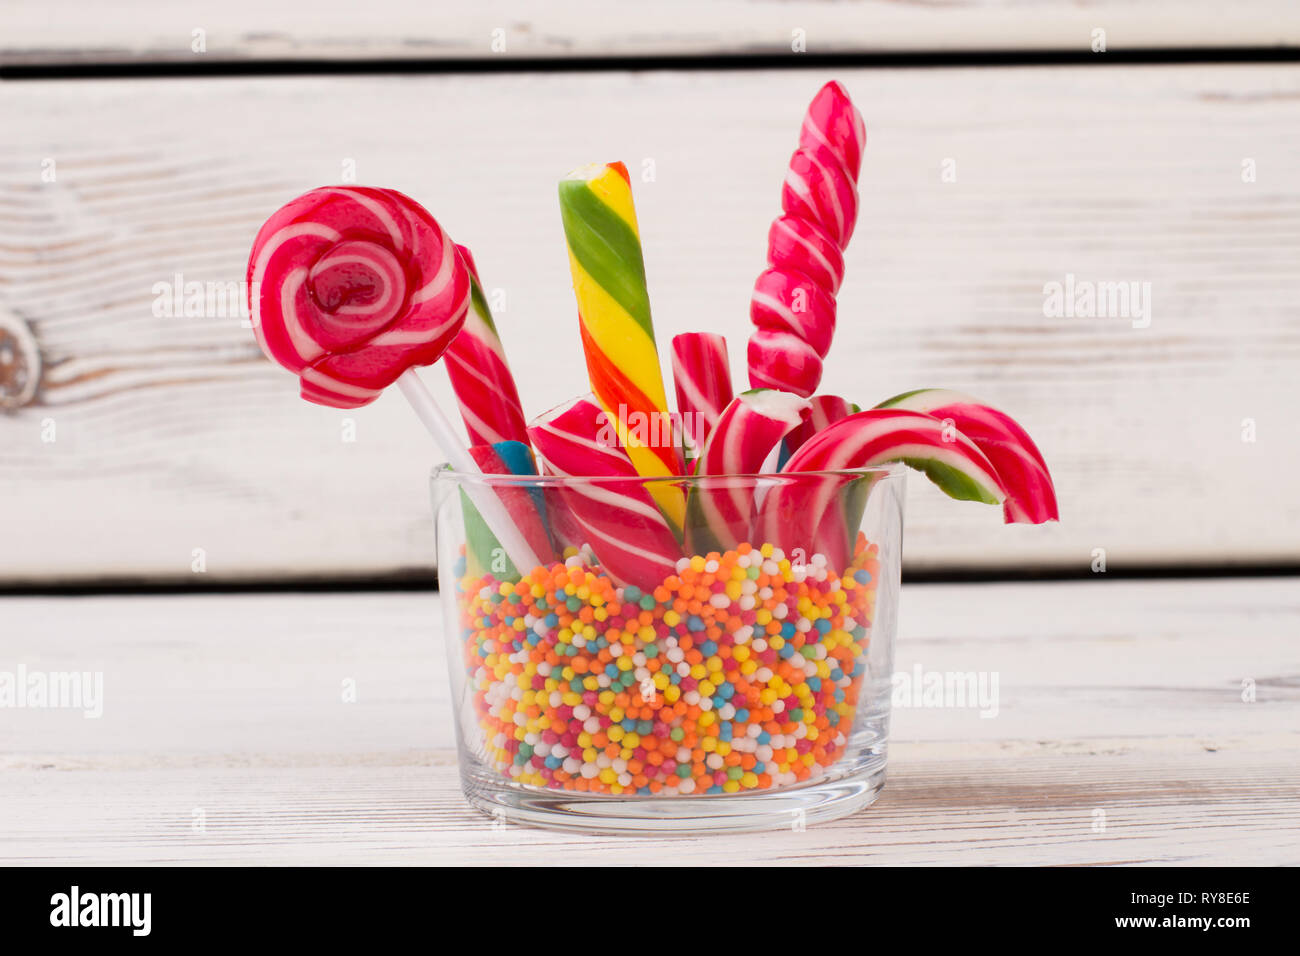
[
  {"xmin": 686, "ymin": 389, "xmax": 809, "ymax": 555},
  {"xmin": 671, "ymin": 332, "xmax": 734, "ymax": 458},
  {"xmin": 758, "ymin": 409, "xmax": 1006, "ymax": 565},
  {"xmin": 528, "ymin": 395, "xmax": 682, "ymax": 589},
  {"xmin": 876, "ymin": 388, "xmax": 1059, "ymax": 524},
  {"xmin": 443, "ymin": 245, "xmax": 530, "ymax": 447},
  {"xmin": 558, "ymin": 162, "xmax": 685, "ymax": 527}
]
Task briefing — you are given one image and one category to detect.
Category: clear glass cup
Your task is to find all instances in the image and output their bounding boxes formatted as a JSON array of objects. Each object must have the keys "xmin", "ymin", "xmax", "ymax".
[{"xmin": 430, "ymin": 465, "xmax": 906, "ymax": 833}]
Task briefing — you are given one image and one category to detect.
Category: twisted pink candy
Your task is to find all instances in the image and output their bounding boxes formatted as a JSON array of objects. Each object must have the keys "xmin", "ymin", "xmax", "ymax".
[
  {"xmin": 248, "ymin": 186, "xmax": 470, "ymax": 409},
  {"xmin": 748, "ymin": 82, "xmax": 865, "ymax": 398}
]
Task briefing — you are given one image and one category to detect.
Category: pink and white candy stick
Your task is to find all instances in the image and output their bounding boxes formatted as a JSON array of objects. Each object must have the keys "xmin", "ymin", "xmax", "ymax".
[
  {"xmin": 444, "ymin": 245, "xmax": 530, "ymax": 447},
  {"xmin": 876, "ymin": 389, "xmax": 1059, "ymax": 523},
  {"xmin": 686, "ymin": 389, "xmax": 809, "ymax": 554},
  {"xmin": 670, "ymin": 332, "xmax": 734, "ymax": 455},
  {"xmin": 527, "ymin": 395, "xmax": 681, "ymax": 588},
  {"xmin": 782, "ymin": 394, "xmax": 859, "ymax": 461},
  {"xmin": 248, "ymin": 185, "xmax": 540, "ymax": 571},
  {"xmin": 748, "ymin": 82, "xmax": 866, "ymax": 398},
  {"xmin": 757, "ymin": 409, "xmax": 1005, "ymax": 563}
]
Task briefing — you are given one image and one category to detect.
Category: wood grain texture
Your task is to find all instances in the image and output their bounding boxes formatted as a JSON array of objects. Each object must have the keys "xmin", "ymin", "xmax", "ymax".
[
  {"xmin": 2, "ymin": 67, "xmax": 1300, "ymax": 582},
  {"xmin": 1, "ymin": 579, "xmax": 1296, "ymax": 864},
  {"xmin": 4, "ymin": 1, "xmax": 1299, "ymax": 65}
]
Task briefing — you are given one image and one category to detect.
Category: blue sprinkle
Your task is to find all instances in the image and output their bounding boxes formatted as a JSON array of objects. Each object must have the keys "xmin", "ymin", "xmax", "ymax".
[
  {"xmin": 700, "ymin": 640, "xmax": 718, "ymax": 657},
  {"xmin": 815, "ymin": 619, "xmax": 832, "ymax": 635},
  {"xmin": 781, "ymin": 622, "xmax": 797, "ymax": 639},
  {"xmin": 757, "ymin": 731, "xmax": 771, "ymax": 745},
  {"xmin": 544, "ymin": 613, "xmax": 559, "ymax": 627},
  {"xmin": 734, "ymin": 708, "xmax": 750, "ymax": 722},
  {"xmin": 806, "ymin": 677, "xmax": 822, "ymax": 692},
  {"xmin": 687, "ymin": 615, "xmax": 705, "ymax": 632},
  {"xmin": 855, "ymin": 570, "xmax": 872, "ymax": 584}
]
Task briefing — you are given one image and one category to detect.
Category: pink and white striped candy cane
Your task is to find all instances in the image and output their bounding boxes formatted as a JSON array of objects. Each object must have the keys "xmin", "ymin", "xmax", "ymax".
[
  {"xmin": 686, "ymin": 389, "xmax": 809, "ymax": 554},
  {"xmin": 877, "ymin": 389, "xmax": 1059, "ymax": 523},
  {"xmin": 670, "ymin": 332, "xmax": 734, "ymax": 454},
  {"xmin": 443, "ymin": 245, "xmax": 530, "ymax": 446},
  {"xmin": 527, "ymin": 395, "xmax": 682, "ymax": 588},
  {"xmin": 782, "ymin": 394, "xmax": 859, "ymax": 461},
  {"xmin": 247, "ymin": 186, "xmax": 469, "ymax": 409},
  {"xmin": 757, "ymin": 409, "xmax": 1005, "ymax": 563},
  {"xmin": 748, "ymin": 82, "xmax": 866, "ymax": 399}
]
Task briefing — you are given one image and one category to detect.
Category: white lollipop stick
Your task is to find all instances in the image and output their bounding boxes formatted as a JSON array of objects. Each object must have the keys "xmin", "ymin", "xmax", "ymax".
[{"xmin": 397, "ymin": 369, "xmax": 541, "ymax": 572}]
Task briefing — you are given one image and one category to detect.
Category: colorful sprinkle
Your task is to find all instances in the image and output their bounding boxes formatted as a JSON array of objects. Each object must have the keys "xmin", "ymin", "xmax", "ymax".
[{"xmin": 455, "ymin": 534, "xmax": 880, "ymax": 796}]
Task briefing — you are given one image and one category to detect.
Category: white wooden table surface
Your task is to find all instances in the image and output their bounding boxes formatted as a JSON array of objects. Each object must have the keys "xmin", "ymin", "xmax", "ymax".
[{"xmin": 3, "ymin": 577, "xmax": 1296, "ymax": 865}]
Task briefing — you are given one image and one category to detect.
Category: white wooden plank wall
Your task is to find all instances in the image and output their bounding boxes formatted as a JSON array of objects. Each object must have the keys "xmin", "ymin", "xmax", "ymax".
[
  {"xmin": 4, "ymin": 1, "xmax": 1299, "ymax": 63},
  {"xmin": 1, "ymin": 67, "xmax": 1299, "ymax": 581}
]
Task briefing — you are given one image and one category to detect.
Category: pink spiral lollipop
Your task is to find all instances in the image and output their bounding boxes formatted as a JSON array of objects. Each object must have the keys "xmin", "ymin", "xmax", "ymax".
[
  {"xmin": 443, "ymin": 245, "xmax": 530, "ymax": 447},
  {"xmin": 671, "ymin": 332, "xmax": 734, "ymax": 453},
  {"xmin": 248, "ymin": 186, "xmax": 470, "ymax": 409},
  {"xmin": 748, "ymin": 82, "xmax": 865, "ymax": 398},
  {"xmin": 528, "ymin": 395, "xmax": 681, "ymax": 589},
  {"xmin": 248, "ymin": 185, "xmax": 543, "ymax": 573}
]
